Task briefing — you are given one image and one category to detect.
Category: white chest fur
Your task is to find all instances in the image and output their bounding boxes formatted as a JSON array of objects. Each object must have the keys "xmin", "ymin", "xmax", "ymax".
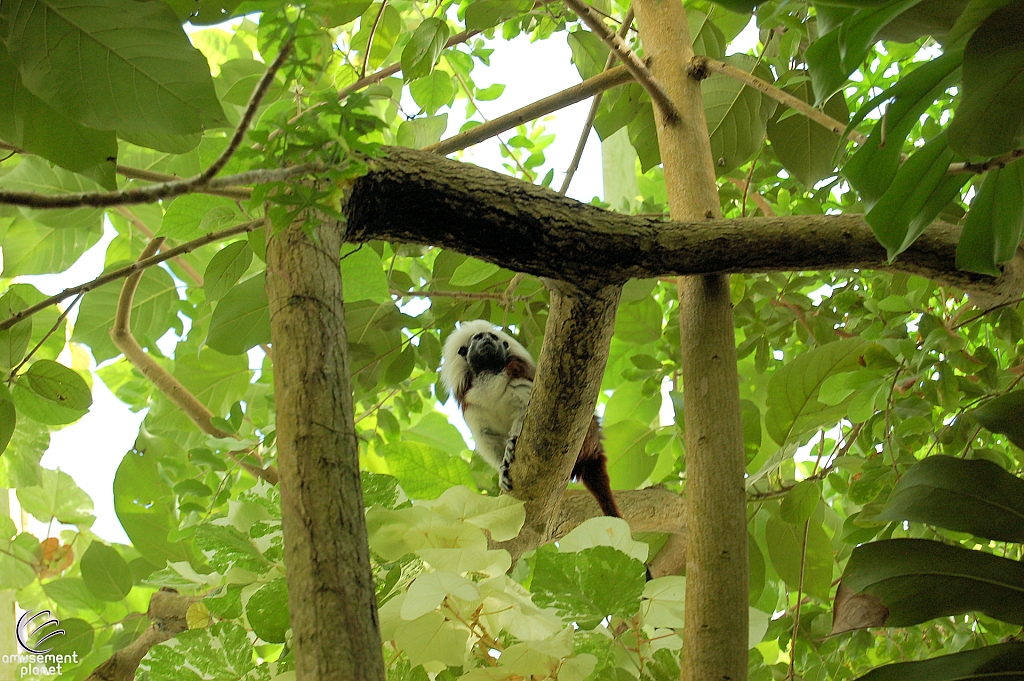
[{"xmin": 462, "ymin": 372, "xmax": 532, "ymax": 470}]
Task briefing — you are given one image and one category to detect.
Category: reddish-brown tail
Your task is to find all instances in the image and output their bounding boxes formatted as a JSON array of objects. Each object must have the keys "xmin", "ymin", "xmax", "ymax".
[{"xmin": 574, "ymin": 456, "xmax": 621, "ymax": 517}]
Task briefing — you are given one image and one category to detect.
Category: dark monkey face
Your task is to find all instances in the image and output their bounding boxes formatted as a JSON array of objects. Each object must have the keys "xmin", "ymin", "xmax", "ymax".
[{"xmin": 459, "ymin": 331, "xmax": 510, "ymax": 376}]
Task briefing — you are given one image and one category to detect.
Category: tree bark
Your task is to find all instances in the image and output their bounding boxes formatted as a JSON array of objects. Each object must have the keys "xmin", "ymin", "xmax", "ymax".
[
  {"xmin": 266, "ymin": 219, "xmax": 385, "ymax": 681},
  {"xmin": 634, "ymin": 2, "xmax": 748, "ymax": 681},
  {"xmin": 500, "ymin": 282, "xmax": 622, "ymax": 559},
  {"xmin": 346, "ymin": 147, "xmax": 1024, "ymax": 305}
]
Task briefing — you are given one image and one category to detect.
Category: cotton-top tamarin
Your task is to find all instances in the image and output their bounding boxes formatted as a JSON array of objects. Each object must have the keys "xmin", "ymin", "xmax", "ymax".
[{"xmin": 441, "ymin": 319, "xmax": 620, "ymax": 517}]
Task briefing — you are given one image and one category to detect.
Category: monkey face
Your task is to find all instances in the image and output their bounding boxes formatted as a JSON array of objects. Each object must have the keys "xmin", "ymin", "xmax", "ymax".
[{"xmin": 459, "ymin": 331, "xmax": 510, "ymax": 376}]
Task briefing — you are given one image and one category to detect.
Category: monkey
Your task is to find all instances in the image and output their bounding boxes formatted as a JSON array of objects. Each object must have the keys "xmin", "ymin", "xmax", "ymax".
[{"xmin": 441, "ymin": 319, "xmax": 621, "ymax": 518}]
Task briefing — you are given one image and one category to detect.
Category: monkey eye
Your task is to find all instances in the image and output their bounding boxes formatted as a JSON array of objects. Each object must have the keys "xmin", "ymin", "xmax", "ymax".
[
  {"xmin": 503, "ymin": 341, "xmax": 509, "ymax": 349},
  {"xmin": 458, "ymin": 346, "xmax": 468, "ymax": 357}
]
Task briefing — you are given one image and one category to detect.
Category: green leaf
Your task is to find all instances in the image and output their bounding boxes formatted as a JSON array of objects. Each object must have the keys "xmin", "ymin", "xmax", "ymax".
[
  {"xmin": 205, "ymin": 241, "xmax": 254, "ymax": 302},
  {"xmin": 353, "ymin": 3, "xmax": 402, "ymax": 69},
  {"xmin": 0, "ymin": 43, "xmax": 116, "ymax": 180},
  {"xmin": 207, "ymin": 274, "xmax": 270, "ymax": 355},
  {"xmin": 193, "ymin": 523, "xmax": 271, "ymax": 573},
  {"xmin": 47, "ymin": 617, "xmax": 95, "ymax": 658},
  {"xmin": 396, "ymin": 114, "xmax": 449, "ymax": 148},
  {"xmin": 0, "ymin": 528, "xmax": 37, "ymax": 589},
  {"xmin": 948, "ymin": 2, "xmax": 1024, "ymax": 157},
  {"xmin": 0, "ymin": 155, "xmax": 104, "ymax": 230},
  {"xmin": 43, "ymin": 577, "xmax": 104, "ymax": 612},
  {"xmin": 0, "ymin": 415, "xmax": 47, "ymax": 487},
  {"xmin": 341, "ymin": 244, "xmax": 390, "ymax": 302},
  {"xmin": 13, "ymin": 376, "xmax": 90, "ymax": 426},
  {"xmin": 532, "ymin": 545, "xmax": 646, "ymax": 629},
  {"xmin": 246, "ymin": 578, "xmax": 290, "ymax": 643},
  {"xmin": 310, "ymin": 0, "xmax": 371, "ymax": 27},
  {"xmin": 603, "ymin": 419, "xmax": 657, "ymax": 489},
  {"xmin": 80, "ymin": 542, "xmax": 133, "ymax": 601},
  {"xmin": 0, "ymin": 217, "xmax": 102, "ymax": 277},
  {"xmin": 394, "ymin": 611, "xmax": 470, "ymax": 668},
  {"xmin": 174, "ymin": 347, "xmax": 251, "ymax": 417},
  {"xmin": 0, "ymin": 393, "xmax": 16, "ymax": 456},
  {"xmin": 113, "ymin": 449, "xmax": 192, "ymax": 566},
  {"xmin": 854, "ymin": 642, "xmax": 1024, "ymax": 681},
  {"xmin": 702, "ymin": 54, "xmax": 777, "ymax": 175},
  {"xmin": 381, "ymin": 441, "xmax": 476, "ymax": 499},
  {"xmin": 614, "ymin": 296, "xmax": 663, "ymax": 345},
  {"xmin": 604, "ymin": 381, "xmax": 661, "ymax": 428},
  {"xmin": 837, "ymin": 538, "xmax": 1024, "ymax": 628},
  {"xmin": 865, "ymin": 132, "xmax": 971, "ymax": 259},
  {"xmin": 72, "ymin": 265, "xmax": 179, "ymax": 363},
  {"xmin": 627, "ymin": 102, "xmax": 661, "ymax": 173},
  {"xmin": 140, "ymin": 622, "xmax": 255, "ymax": 681},
  {"xmin": 409, "ymin": 71, "xmax": 455, "ymax": 115},
  {"xmin": 160, "ymin": 195, "xmax": 243, "ymax": 241},
  {"xmin": 843, "ymin": 51, "xmax": 962, "ymax": 207},
  {"xmin": 4, "ymin": 0, "xmax": 226, "ymax": 136},
  {"xmin": 0, "ymin": 291, "xmax": 31, "ymax": 370},
  {"xmin": 464, "ymin": 0, "xmax": 531, "ymax": 30},
  {"xmin": 24, "ymin": 359, "xmax": 92, "ymax": 410},
  {"xmin": 688, "ymin": 9, "xmax": 726, "ymax": 60},
  {"xmin": 765, "ymin": 515, "xmax": 832, "ymax": 601},
  {"xmin": 567, "ymin": 30, "xmax": 609, "ymax": 81},
  {"xmin": 17, "ymin": 467, "xmax": 95, "ymax": 525},
  {"xmin": 767, "ymin": 71, "xmax": 849, "ymax": 187},
  {"xmin": 875, "ymin": 456, "xmax": 1024, "ymax": 542},
  {"xmin": 804, "ymin": 0, "xmax": 926, "ymax": 103},
  {"xmin": 957, "ymin": 160, "xmax": 1024, "ymax": 275},
  {"xmin": 384, "ymin": 345, "xmax": 416, "ymax": 384},
  {"xmin": 970, "ymin": 390, "xmax": 1024, "ymax": 449},
  {"xmin": 402, "ymin": 18, "xmax": 450, "ymax": 81},
  {"xmin": 449, "ymin": 258, "xmax": 500, "ymax": 287},
  {"xmin": 780, "ymin": 480, "xmax": 820, "ymax": 524},
  {"xmin": 766, "ymin": 338, "xmax": 866, "ymax": 445}
]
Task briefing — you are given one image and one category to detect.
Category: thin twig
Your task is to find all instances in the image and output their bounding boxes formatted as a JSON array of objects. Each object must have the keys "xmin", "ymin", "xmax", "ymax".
[
  {"xmin": 361, "ymin": 1, "xmax": 389, "ymax": 79},
  {"xmin": 726, "ymin": 176, "xmax": 774, "ymax": 217},
  {"xmin": 560, "ymin": 6, "xmax": 635, "ymax": 195},
  {"xmin": 116, "ymin": 166, "xmax": 252, "ymax": 200},
  {"xmin": 562, "ymin": 0, "xmax": 679, "ymax": 122},
  {"xmin": 8, "ymin": 293, "xmax": 83, "ymax": 380},
  {"xmin": 948, "ymin": 147, "xmax": 1024, "ymax": 175},
  {"xmin": 426, "ymin": 66, "xmax": 633, "ymax": 155},
  {"xmin": 690, "ymin": 55, "xmax": 868, "ymax": 146},
  {"xmin": 0, "ymin": 219, "xmax": 266, "ymax": 332},
  {"xmin": 389, "ymin": 288, "xmax": 531, "ymax": 301},
  {"xmin": 114, "ymin": 206, "xmax": 205, "ymax": 285},
  {"xmin": 110, "ymin": 238, "xmax": 278, "ymax": 485}
]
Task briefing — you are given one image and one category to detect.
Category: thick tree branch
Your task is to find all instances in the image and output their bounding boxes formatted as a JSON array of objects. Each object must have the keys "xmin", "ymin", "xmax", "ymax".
[
  {"xmin": 0, "ymin": 220, "xmax": 265, "ymax": 333},
  {"xmin": 346, "ymin": 147, "xmax": 1024, "ymax": 305},
  {"xmin": 562, "ymin": 0, "xmax": 679, "ymax": 122},
  {"xmin": 116, "ymin": 165, "xmax": 253, "ymax": 200},
  {"xmin": 426, "ymin": 66, "xmax": 633, "ymax": 156},
  {"xmin": 110, "ymin": 236, "xmax": 278, "ymax": 485},
  {"xmin": 85, "ymin": 589, "xmax": 197, "ymax": 681},
  {"xmin": 498, "ymin": 282, "xmax": 622, "ymax": 561},
  {"xmin": 114, "ymin": 206, "xmax": 204, "ymax": 285}
]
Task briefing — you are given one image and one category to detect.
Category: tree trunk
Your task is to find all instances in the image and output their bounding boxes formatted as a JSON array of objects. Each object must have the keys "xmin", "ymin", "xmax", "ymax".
[
  {"xmin": 633, "ymin": 2, "xmax": 749, "ymax": 680},
  {"xmin": 266, "ymin": 219, "xmax": 385, "ymax": 681}
]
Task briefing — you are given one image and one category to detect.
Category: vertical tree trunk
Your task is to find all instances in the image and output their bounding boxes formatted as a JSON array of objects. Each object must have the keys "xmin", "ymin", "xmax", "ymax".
[
  {"xmin": 266, "ymin": 220, "xmax": 385, "ymax": 681},
  {"xmin": 633, "ymin": 2, "xmax": 749, "ymax": 680}
]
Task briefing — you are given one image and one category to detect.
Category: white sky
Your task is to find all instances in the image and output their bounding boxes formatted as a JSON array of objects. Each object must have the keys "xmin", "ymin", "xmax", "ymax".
[{"xmin": 9, "ymin": 18, "xmax": 760, "ymax": 544}]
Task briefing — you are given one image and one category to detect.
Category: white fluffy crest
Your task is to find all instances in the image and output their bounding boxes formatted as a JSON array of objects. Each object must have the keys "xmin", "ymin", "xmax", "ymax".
[{"xmin": 441, "ymin": 319, "xmax": 533, "ymax": 395}]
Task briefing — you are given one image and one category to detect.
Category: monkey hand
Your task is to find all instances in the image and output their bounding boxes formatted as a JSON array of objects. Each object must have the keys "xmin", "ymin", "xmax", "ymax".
[{"xmin": 500, "ymin": 435, "xmax": 517, "ymax": 492}]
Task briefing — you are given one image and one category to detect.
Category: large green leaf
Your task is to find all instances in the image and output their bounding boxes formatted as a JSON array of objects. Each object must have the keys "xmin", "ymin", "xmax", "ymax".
[
  {"xmin": 245, "ymin": 578, "xmax": 290, "ymax": 643},
  {"xmin": 702, "ymin": 54, "xmax": 777, "ymax": 175},
  {"xmin": 766, "ymin": 338, "xmax": 866, "ymax": 445},
  {"xmin": 842, "ymin": 51, "xmax": 963, "ymax": 207},
  {"xmin": 876, "ymin": 456, "xmax": 1024, "ymax": 542},
  {"xmin": 205, "ymin": 241, "xmax": 253, "ymax": 302},
  {"xmin": 113, "ymin": 449, "xmax": 191, "ymax": 566},
  {"xmin": 836, "ymin": 538, "xmax": 1024, "ymax": 629},
  {"xmin": 0, "ymin": 217, "xmax": 101, "ymax": 277},
  {"xmin": 401, "ymin": 17, "xmax": 449, "ymax": 81},
  {"xmin": 72, "ymin": 265, "xmax": 179, "ymax": 363},
  {"xmin": 865, "ymin": 132, "xmax": 971, "ymax": 259},
  {"xmin": 0, "ymin": 291, "xmax": 32, "ymax": 371},
  {"xmin": 0, "ymin": 156, "xmax": 104, "ymax": 230},
  {"xmin": 957, "ymin": 160, "xmax": 1024, "ymax": 275},
  {"xmin": 854, "ymin": 642, "xmax": 1024, "ymax": 681},
  {"xmin": 567, "ymin": 30, "xmax": 608, "ymax": 81},
  {"xmin": 968, "ymin": 389, "xmax": 1024, "ymax": 449},
  {"xmin": 948, "ymin": 1, "xmax": 1024, "ymax": 157},
  {"xmin": 139, "ymin": 622, "xmax": 255, "ymax": 681},
  {"xmin": 24, "ymin": 359, "xmax": 92, "ymax": 410},
  {"xmin": 603, "ymin": 419, "xmax": 657, "ymax": 489},
  {"xmin": 765, "ymin": 515, "xmax": 832, "ymax": 601},
  {"xmin": 160, "ymin": 195, "xmax": 243, "ymax": 241},
  {"xmin": 207, "ymin": 273, "xmax": 270, "ymax": 355},
  {"xmin": 174, "ymin": 347, "xmax": 251, "ymax": 417},
  {"xmin": 16, "ymin": 467, "xmax": 95, "ymax": 525},
  {"xmin": 0, "ymin": 43, "xmax": 116, "ymax": 183},
  {"xmin": 766, "ymin": 71, "xmax": 850, "ymax": 187},
  {"xmin": 80, "ymin": 542, "xmax": 133, "ymax": 601},
  {"xmin": 531, "ymin": 545, "xmax": 647, "ymax": 630},
  {"xmin": 3, "ymin": 0, "xmax": 226, "ymax": 136},
  {"xmin": 380, "ymin": 441, "xmax": 476, "ymax": 500},
  {"xmin": 804, "ymin": 0, "xmax": 926, "ymax": 103}
]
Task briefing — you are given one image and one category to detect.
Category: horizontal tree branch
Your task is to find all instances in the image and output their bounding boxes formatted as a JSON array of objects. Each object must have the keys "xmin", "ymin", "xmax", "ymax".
[
  {"xmin": 0, "ymin": 219, "xmax": 265, "ymax": 332},
  {"xmin": 116, "ymin": 165, "xmax": 253, "ymax": 199},
  {"xmin": 346, "ymin": 146, "xmax": 1023, "ymax": 305}
]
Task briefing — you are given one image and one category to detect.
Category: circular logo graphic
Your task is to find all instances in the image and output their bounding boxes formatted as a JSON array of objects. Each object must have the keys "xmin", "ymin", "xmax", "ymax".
[{"xmin": 16, "ymin": 610, "xmax": 65, "ymax": 654}]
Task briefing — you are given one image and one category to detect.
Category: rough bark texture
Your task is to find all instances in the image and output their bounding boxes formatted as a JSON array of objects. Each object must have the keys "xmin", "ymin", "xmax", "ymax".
[
  {"xmin": 266, "ymin": 220, "xmax": 385, "ymax": 681},
  {"xmin": 498, "ymin": 282, "xmax": 621, "ymax": 559},
  {"xmin": 634, "ymin": 1, "xmax": 748, "ymax": 680},
  {"xmin": 346, "ymin": 147, "xmax": 1024, "ymax": 304}
]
